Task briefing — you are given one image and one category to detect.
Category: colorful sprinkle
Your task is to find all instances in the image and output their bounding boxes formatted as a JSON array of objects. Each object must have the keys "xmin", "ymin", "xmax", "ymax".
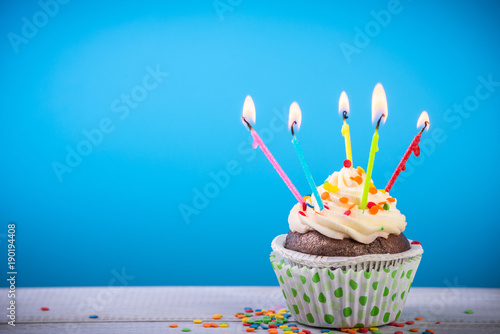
[
  {"xmin": 369, "ymin": 187, "xmax": 377, "ymax": 194},
  {"xmin": 367, "ymin": 201, "xmax": 376, "ymax": 209},
  {"xmin": 383, "ymin": 203, "xmax": 390, "ymax": 210},
  {"xmin": 220, "ymin": 323, "xmax": 229, "ymax": 327},
  {"xmin": 89, "ymin": 315, "xmax": 98, "ymax": 319},
  {"xmin": 415, "ymin": 317, "xmax": 424, "ymax": 321},
  {"xmin": 41, "ymin": 307, "xmax": 49, "ymax": 311},
  {"xmin": 436, "ymin": 322, "xmax": 441, "ymax": 324},
  {"xmin": 359, "ymin": 329, "xmax": 368, "ymax": 333},
  {"xmin": 411, "ymin": 241, "xmax": 421, "ymax": 245},
  {"xmin": 381, "ymin": 226, "xmax": 384, "ymax": 231},
  {"xmin": 344, "ymin": 210, "xmax": 351, "ymax": 216},
  {"xmin": 406, "ymin": 321, "xmax": 414, "ymax": 325},
  {"xmin": 306, "ymin": 203, "xmax": 315, "ymax": 209},
  {"xmin": 324, "ymin": 183, "xmax": 339, "ymax": 193},
  {"xmin": 321, "ymin": 192, "xmax": 330, "ymax": 200},
  {"xmin": 193, "ymin": 320, "xmax": 202, "ymax": 323},
  {"xmin": 210, "ymin": 323, "xmax": 219, "ymax": 327},
  {"xmin": 395, "ymin": 331, "xmax": 403, "ymax": 334},
  {"xmin": 387, "ymin": 197, "xmax": 396, "ymax": 202},
  {"xmin": 339, "ymin": 197, "xmax": 349, "ymax": 204},
  {"xmin": 350, "ymin": 176, "xmax": 363, "ymax": 185},
  {"xmin": 369, "ymin": 205, "xmax": 379, "ymax": 215},
  {"xmin": 409, "ymin": 329, "xmax": 419, "ymax": 332},
  {"xmin": 246, "ymin": 328, "xmax": 255, "ymax": 332},
  {"xmin": 465, "ymin": 310, "xmax": 474, "ymax": 314},
  {"xmin": 379, "ymin": 189, "xmax": 386, "ymax": 194},
  {"xmin": 203, "ymin": 323, "xmax": 212, "ymax": 327},
  {"xmin": 343, "ymin": 159, "xmax": 352, "ymax": 168},
  {"xmin": 169, "ymin": 324, "xmax": 178, "ymax": 328},
  {"xmin": 299, "ymin": 211, "xmax": 306, "ymax": 217},
  {"xmin": 425, "ymin": 330, "xmax": 435, "ymax": 334},
  {"xmin": 181, "ymin": 329, "xmax": 191, "ymax": 332},
  {"xmin": 395, "ymin": 323, "xmax": 404, "ymax": 327},
  {"xmin": 357, "ymin": 166, "xmax": 365, "ymax": 174}
]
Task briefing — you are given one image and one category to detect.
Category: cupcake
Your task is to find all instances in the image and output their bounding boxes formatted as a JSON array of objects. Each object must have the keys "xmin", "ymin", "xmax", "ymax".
[{"xmin": 270, "ymin": 165, "xmax": 423, "ymax": 329}]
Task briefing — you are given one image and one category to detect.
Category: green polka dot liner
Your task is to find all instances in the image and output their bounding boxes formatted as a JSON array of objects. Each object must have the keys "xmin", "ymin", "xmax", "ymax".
[{"xmin": 270, "ymin": 249, "xmax": 422, "ymax": 328}]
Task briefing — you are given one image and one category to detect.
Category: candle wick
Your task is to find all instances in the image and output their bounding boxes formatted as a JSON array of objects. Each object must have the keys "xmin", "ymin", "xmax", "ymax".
[
  {"xmin": 419, "ymin": 121, "xmax": 429, "ymax": 135},
  {"xmin": 241, "ymin": 117, "xmax": 253, "ymax": 131},
  {"xmin": 375, "ymin": 114, "xmax": 386, "ymax": 130},
  {"xmin": 291, "ymin": 121, "xmax": 297, "ymax": 136},
  {"xmin": 343, "ymin": 110, "xmax": 349, "ymax": 121}
]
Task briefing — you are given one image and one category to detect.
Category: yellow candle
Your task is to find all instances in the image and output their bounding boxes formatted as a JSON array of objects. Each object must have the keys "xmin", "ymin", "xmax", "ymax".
[
  {"xmin": 339, "ymin": 91, "xmax": 353, "ymax": 166},
  {"xmin": 341, "ymin": 120, "xmax": 352, "ymax": 165}
]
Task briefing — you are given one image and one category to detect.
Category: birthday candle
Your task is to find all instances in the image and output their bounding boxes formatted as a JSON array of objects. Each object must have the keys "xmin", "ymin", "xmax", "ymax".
[
  {"xmin": 289, "ymin": 102, "xmax": 324, "ymax": 211},
  {"xmin": 339, "ymin": 91, "xmax": 353, "ymax": 166}
]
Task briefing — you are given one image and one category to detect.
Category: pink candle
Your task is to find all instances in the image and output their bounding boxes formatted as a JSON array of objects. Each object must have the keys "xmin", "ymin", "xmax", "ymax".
[
  {"xmin": 248, "ymin": 125, "xmax": 306, "ymax": 210},
  {"xmin": 241, "ymin": 95, "xmax": 306, "ymax": 210}
]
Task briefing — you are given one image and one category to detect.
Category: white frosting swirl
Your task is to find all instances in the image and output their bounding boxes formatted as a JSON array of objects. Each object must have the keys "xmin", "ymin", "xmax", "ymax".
[{"xmin": 288, "ymin": 167, "xmax": 406, "ymax": 244}]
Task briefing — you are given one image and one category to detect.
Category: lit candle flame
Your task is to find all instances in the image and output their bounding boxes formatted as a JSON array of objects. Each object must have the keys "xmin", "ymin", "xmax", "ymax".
[
  {"xmin": 288, "ymin": 102, "xmax": 302, "ymax": 132},
  {"xmin": 417, "ymin": 111, "xmax": 430, "ymax": 131},
  {"xmin": 372, "ymin": 83, "xmax": 388, "ymax": 126},
  {"xmin": 338, "ymin": 91, "xmax": 350, "ymax": 116},
  {"xmin": 242, "ymin": 95, "xmax": 256, "ymax": 125}
]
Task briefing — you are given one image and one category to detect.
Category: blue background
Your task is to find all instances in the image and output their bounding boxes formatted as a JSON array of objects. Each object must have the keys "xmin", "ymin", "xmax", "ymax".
[{"xmin": 1, "ymin": 0, "xmax": 499, "ymax": 288}]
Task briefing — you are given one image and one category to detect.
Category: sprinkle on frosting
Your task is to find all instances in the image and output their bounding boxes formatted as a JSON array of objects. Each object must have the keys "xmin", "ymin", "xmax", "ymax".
[{"xmin": 288, "ymin": 167, "xmax": 407, "ymax": 244}]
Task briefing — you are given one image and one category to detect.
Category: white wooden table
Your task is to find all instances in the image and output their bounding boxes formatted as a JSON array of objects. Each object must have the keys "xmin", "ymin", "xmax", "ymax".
[{"xmin": 0, "ymin": 287, "xmax": 499, "ymax": 333}]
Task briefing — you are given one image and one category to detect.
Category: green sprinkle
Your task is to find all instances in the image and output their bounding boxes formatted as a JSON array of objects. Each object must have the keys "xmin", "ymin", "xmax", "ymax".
[
  {"xmin": 381, "ymin": 226, "xmax": 384, "ymax": 231},
  {"xmin": 181, "ymin": 329, "xmax": 191, "ymax": 332},
  {"xmin": 465, "ymin": 310, "xmax": 474, "ymax": 314},
  {"xmin": 383, "ymin": 203, "xmax": 390, "ymax": 210}
]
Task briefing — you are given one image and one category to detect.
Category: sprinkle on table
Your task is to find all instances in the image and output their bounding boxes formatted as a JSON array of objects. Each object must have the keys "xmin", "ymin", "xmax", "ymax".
[
  {"xmin": 169, "ymin": 324, "xmax": 178, "ymax": 328},
  {"xmin": 415, "ymin": 316, "xmax": 424, "ymax": 320},
  {"xmin": 181, "ymin": 329, "xmax": 191, "ymax": 332},
  {"xmin": 409, "ymin": 328, "xmax": 419, "ymax": 332},
  {"xmin": 89, "ymin": 315, "xmax": 98, "ymax": 319},
  {"xmin": 193, "ymin": 319, "xmax": 202, "ymax": 323},
  {"xmin": 40, "ymin": 307, "xmax": 49, "ymax": 311},
  {"xmin": 465, "ymin": 310, "xmax": 474, "ymax": 314}
]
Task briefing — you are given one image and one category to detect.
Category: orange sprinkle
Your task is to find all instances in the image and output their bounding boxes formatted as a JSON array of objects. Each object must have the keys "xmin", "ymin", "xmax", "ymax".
[
  {"xmin": 340, "ymin": 329, "xmax": 349, "ymax": 333},
  {"xmin": 255, "ymin": 311, "xmax": 263, "ymax": 315},
  {"xmin": 213, "ymin": 316, "xmax": 221, "ymax": 320},
  {"xmin": 349, "ymin": 204, "xmax": 356, "ymax": 210},
  {"xmin": 211, "ymin": 323, "xmax": 219, "ymax": 327},
  {"xmin": 377, "ymin": 201, "xmax": 386, "ymax": 205},
  {"xmin": 369, "ymin": 187, "xmax": 377, "ymax": 194},
  {"xmin": 321, "ymin": 192, "xmax": 330, "ymax": 200},
  {"xmin": 350, "ymin": 176, "xmax": 363, "ymax": 185},
  {"xmin": 415, "ymin": 317, "xmax": 424, "ymax": 320},
  {"xmin": 268, "ymin": 330, "xmax": 278, "ymax": 334},
  {"xmin": 237, "ymin": 314, "xmax": 245, "ymax": 319},
  {"xmin": 339, "ymin": 197, "xmax": 349, "ymax": 204},
  {"xmin": 425, "ymin": 330, "xmax": 434, "ymax": 334},
  {"xmin": 357, "ymin": 166, "xmax": 365, "ymax": 175},
  {"xmin": 347, "ymin": 330, "xmax": 357, "ymax": 333},
  {"xmin": 369, "ymin": 206, "xmax": 379, "ymax": 215},
  {"xmin": 203, "ymin": 323, "xmax": 211, "ymax": 328},
  {"xmin": 409, "ymin": 329, "xmax": 419, "ymax": 332},
  {"xmin": 387, "ymin": 197, "xmax": 396, "ymax": 203},
  {"xmin": 169, "ymin": 324, "xmax": 178, "ymax": 328},
  {"xmin": 246, "ymin": 328, "xmax": 255, "ymax": 332}
]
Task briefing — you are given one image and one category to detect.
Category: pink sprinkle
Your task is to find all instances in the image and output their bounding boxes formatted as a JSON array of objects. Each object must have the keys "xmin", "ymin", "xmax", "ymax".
[
  {"xmin": 406, "ymin": 321, "xmax": 414, "ymax": 325},
  {"xmin": 389, "ymin": 322, "xmax": 397, "ymax": 326},
  {"xmin": 359, "ymin": 328, "xmax": 368, "ymax": 333},
  {"xmin": 395, "ymin": 323, "xmax": 405, "ymax": 327},
  {"xmin": 324, "ymin": 204, "xmax": 330, "ymax": 210},
  {"xmin": 367, "ymin": 202, "xmax": 376, "ymax": 209},
  {"xmin": 41, "ymin": 307, "xmax": 49, "ymax": 311},
  {"xmin": 344, "ymin": 210, "xmax": 351, "ymax": 216},
  {"xmin": 411, "ymin": 241, "xmax": 421, "ymax": 245},
  {"xmin": 299, "ymin": 211, "xmax": 306, "ymax": 216}
]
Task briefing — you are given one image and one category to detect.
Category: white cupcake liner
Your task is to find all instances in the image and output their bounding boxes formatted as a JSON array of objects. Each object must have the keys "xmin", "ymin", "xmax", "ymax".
[{"xmin": 270, "ymin": 234, "xmax": 423, "ymax": 328}]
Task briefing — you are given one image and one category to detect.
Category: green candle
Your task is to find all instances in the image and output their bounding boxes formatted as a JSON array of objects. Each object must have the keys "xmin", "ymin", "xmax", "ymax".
[
  {"xmin": 360, "ymin": 128, "xmax": 379, "ymax": 210},
  {"xmin": 360, "ymin": 83, "xmax": 388, "ymax": 210}
]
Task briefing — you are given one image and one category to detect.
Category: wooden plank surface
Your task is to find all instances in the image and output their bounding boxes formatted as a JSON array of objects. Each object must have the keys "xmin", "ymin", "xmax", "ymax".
[{"xmin": 0, "ymin": 287, "xmax": 499, "ymax": 334}]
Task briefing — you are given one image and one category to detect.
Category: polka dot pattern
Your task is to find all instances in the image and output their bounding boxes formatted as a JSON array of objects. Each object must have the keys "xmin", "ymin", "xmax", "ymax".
[{"xmin": 270, "ymin": 252, "xmax": 422, "ymax": 328}]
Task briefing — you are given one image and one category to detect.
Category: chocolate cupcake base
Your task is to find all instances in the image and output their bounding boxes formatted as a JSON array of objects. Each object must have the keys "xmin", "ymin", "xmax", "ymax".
[{"xmin": 285, "ymin": 230, "xmax": 411, "ymax": 257}]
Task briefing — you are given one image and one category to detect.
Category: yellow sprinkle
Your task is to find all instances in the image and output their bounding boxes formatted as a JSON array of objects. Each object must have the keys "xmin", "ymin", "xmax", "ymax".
[
  {"xmin": 279, "ymin": 325, "xmax": 288, "ymax": 328},
  {"xmin": 369, "ymin": 327, "xmax": 379, "ymax": 331},
  {"xmin": 303, "ymin": 196, "xmax": 311, "ymax": 201},
  {"xmin": 213, "ymin": 314, "xmax": 222, "ymax": 317},
  {"xmin": 242, "ymin": 317, "xmax": 250, "ymax": 322},
  {"xmin": 323, "ymin": 183, "xmax": 339, "ymax": 193},
  {"xmin": 278, "ymin": 309, "xmax": 288, "ymax": 313},
  {"xmin": 357, "ymin": 166, "xmax": 365, "ymax": 174},
  {"xmin": 220, "ymin": 323, "xmax": 228, "ymax": 327},
  {"xmin": 275, "ymin": 315, "xmax": 284, "ymax": 319},
  {"xmin": 379, "ymin": 189, "xmax": 386, "ymax": 194},
  {"xmin": 193, "ymin": 320, "xmax": 202, "ymax": 324},
  {"xmin": 284, "ymin": 332, "xmax": 293, "ymax": 334}
]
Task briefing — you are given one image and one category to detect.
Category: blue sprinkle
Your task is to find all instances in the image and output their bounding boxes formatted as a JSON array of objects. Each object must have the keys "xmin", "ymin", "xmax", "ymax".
[
  {"xmin": 292, "ymin": 331, "xmax": 299, "ymax": 333},
  {"xmin": 89, "ymin": 315, "xmax": 98, "ymax": 319},
  {"xmin": 306, "ymin": 203, "xmax": 315, "ymax": 209},
  {"xmin": 255, "ymin": 309, "xmax": 262, "ymax": 312},
  {"xmin": 283, "ymin": 314, "xmax": 291, "ymax": 318},
  {"xmin": 287, "ymin": 324, "xmax": 297, "ymax": 327},
  {"xmin": 250, "ymin": 324, "xmax": 259, "ymax": 328},
  {"xmin": 244, "ymin": 307, "xmax": 252, "ymax": 310},
  {"xmin": 321, "ymin": 330, "xmax": 330, "ymax": 333},
  {"xmin": 261, "ymin": 325, "xmax": 269, "ymax": 329}
]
